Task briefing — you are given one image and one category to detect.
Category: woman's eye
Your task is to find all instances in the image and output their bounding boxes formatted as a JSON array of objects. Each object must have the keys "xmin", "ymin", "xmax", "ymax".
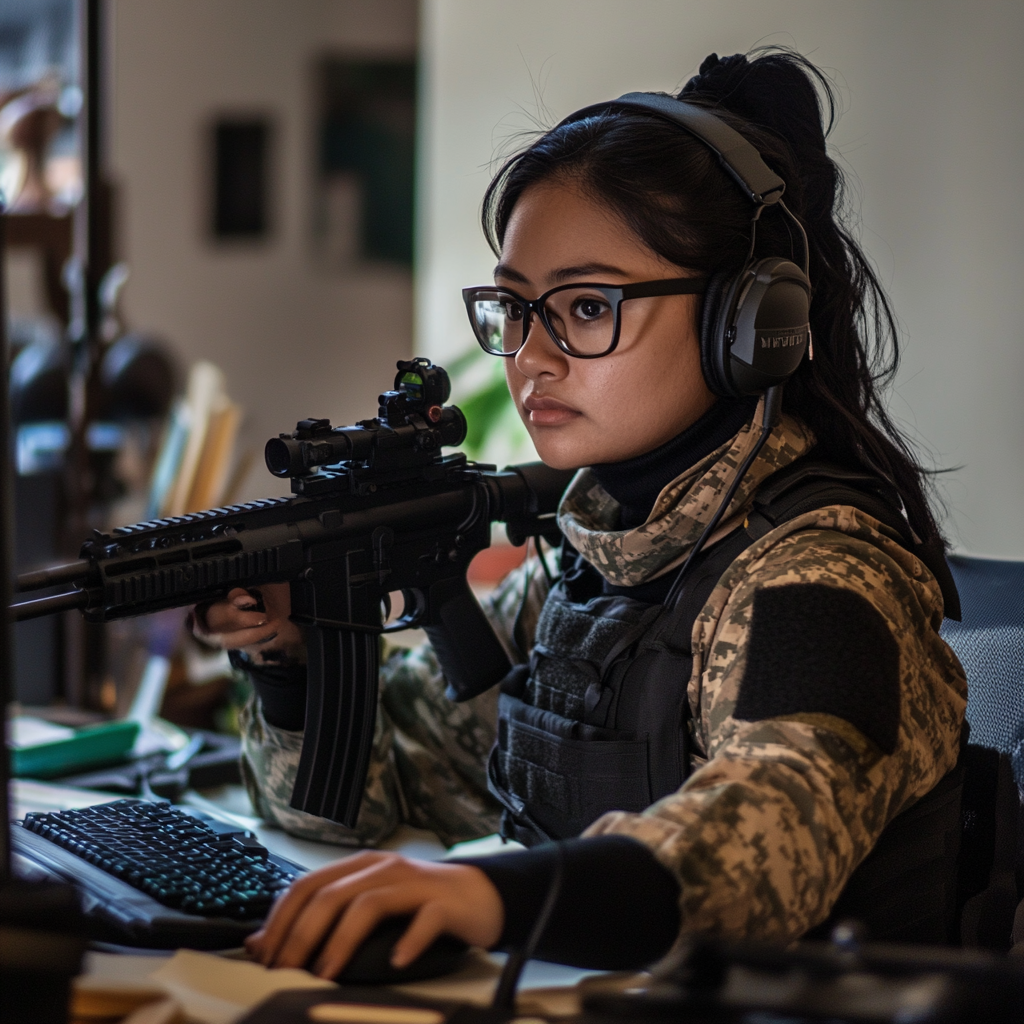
[
  {"xmin": 504, "ymin": 301, "xmax": 525, "ymax": 321},
  {"xmin": 572, "ymin": 297, "xmax": 610, "ymax": 321}
]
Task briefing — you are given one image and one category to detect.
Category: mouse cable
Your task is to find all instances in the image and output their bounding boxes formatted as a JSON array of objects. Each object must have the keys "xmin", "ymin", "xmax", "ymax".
[
  {"xmin": 490, "ymin": 842, "xmax": 566, "ymax": 1010},
  {"xmin": 663, "ymin": 385, "xmax": 784, "ymax": 608}
]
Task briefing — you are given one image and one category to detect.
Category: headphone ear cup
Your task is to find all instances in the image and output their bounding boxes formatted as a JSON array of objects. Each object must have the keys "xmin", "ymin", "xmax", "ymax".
[
  {"xmin": 700, "ymin": 269, "xmax": 742, "ymax": 398},
  {"xmin": 727, "ymin": 257, "xmax": 811, "ymax": 397}
]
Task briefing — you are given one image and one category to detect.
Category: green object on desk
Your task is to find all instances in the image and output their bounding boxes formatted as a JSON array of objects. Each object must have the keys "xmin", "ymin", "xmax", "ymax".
[{"xmin": 12, "ymin": 720, "xmax": 140, "ymax": 779}]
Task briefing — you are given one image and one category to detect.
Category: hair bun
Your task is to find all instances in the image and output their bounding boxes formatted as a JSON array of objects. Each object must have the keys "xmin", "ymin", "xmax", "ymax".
[
  {"xmin": 680, "ymin": 50, "xmax": 829, "ymax": 159},
  {"xmin": 680, "ymin": 53, "xmax": 750, "ymax": 100}
]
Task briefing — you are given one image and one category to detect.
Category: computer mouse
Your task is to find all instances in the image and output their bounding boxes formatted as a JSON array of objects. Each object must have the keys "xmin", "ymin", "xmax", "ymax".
[{"xmin": 332, "ymin": 915, "xmax": 470, "ymax": 984}]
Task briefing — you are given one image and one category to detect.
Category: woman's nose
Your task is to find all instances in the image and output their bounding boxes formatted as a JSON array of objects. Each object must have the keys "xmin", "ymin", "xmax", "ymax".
[{"xmin": 514, "ymin": 310, "xmax": 568, "ymax": 379}]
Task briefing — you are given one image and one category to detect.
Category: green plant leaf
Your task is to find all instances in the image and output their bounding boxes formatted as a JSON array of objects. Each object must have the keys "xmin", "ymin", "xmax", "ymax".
[
  {"xmin": 459, "ymin": 376, "xmax": 513, "ymax": 455},
  {"xmin": 446, "ymin": 347, "xmax": 530, "ymax": 459}
]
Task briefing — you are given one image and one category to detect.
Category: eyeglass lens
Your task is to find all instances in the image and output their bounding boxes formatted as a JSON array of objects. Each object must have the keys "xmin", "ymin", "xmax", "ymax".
[{"xmin": 469, "ymin": 287, "xmax": 618, "ymax": 357}]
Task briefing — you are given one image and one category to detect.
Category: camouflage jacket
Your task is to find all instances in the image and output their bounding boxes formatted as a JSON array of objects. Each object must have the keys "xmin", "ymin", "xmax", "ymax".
[{"xmin": 238, "ymin": 401, "xmax": 967, "ymax": 940}]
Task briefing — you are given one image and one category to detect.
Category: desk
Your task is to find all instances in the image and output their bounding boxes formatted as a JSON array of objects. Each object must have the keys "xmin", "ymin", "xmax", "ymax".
[
  {"xmin": 12, "ymin": 780, "xmax": 616, "ymax": 1023},
  {"xmin": 12, "ymin": 779, "xmax": 451, "ymax": 872}
]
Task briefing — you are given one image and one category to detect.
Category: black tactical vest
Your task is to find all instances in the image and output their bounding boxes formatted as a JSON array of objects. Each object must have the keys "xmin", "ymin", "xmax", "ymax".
[{"xmin": 487, "ymin": 459, "xmax": 965, "ymax": 943}]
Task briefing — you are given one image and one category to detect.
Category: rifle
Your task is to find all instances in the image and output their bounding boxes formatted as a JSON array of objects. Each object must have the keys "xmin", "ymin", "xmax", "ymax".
[{"xmin": 11, "ymin": 358, "xmax": 572, "ymax": 827}]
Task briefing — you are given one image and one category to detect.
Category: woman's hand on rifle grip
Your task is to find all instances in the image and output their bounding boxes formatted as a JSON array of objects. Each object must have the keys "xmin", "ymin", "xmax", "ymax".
[{"xmin": 190, "ymin": 583, "xmax": 306, "ymax": 666}]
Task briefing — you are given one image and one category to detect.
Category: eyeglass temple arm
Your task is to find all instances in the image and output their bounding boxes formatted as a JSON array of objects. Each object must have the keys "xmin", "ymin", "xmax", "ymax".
[{"xmin": 619, "ymin": 277, "xmax": 708, "ymax": 299}]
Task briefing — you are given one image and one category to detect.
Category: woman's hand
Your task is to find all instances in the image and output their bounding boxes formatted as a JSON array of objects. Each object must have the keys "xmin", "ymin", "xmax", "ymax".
[
  {"xmin": 190, "ymin": 583, "xmax": 305, "ymax": 666},
  {"xmin": 244, "ymin": 852, "xmax": 504, "ymax": 978}
]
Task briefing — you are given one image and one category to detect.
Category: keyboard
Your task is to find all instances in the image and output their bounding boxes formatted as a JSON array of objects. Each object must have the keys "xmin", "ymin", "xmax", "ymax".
[{"xmin": 12, "ymin": 798, "xmax": 306, "ymax": 949}]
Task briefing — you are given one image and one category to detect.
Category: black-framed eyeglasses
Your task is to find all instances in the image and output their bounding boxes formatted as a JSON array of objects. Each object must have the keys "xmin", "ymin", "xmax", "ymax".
[{"xmin": 462, "ymin": 277, "xmax": 707, "ymax": 359}]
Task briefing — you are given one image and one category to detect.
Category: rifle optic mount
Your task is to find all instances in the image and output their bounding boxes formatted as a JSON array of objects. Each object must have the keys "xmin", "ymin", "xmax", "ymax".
[{"xmin": 265, "ymin": 358, "xmax": 467, "ymax": 484}]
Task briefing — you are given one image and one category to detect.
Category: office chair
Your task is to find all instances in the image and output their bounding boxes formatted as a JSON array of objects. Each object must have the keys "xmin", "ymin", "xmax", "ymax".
[{"xmin": 940, "ymin": 555, "xmax": 1024, "ymax": 950}]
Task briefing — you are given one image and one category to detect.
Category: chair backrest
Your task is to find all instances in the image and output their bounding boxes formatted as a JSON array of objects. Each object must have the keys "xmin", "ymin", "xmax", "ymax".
[
  {"xmin": 940, "ymin": 555, "xmax": 1024, "ymax": 786},
  {"xmin": 939, "ymin": 555, "xmax": 1024, "ymax": 949}
]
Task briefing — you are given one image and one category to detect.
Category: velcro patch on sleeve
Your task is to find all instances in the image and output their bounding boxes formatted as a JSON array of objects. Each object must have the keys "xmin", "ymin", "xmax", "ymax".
[{"xmin": 734, "ymin": 582, "xmax": 900, "ymax": 754}]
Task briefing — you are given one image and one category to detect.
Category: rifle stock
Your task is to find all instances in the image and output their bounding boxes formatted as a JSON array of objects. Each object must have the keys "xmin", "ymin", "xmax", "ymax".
[{"xmin": 423, "ymin": 573, "xmax": 514, "ymax": 702}]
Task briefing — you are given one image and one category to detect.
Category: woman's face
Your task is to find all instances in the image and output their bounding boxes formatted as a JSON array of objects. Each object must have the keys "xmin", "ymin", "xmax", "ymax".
[{"xmin": 499, "ymin": 180, "xmax": 716, "ymax": 470}]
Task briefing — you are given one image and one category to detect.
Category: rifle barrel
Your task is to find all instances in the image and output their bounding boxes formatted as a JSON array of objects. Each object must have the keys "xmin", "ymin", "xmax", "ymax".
[
  {"xmin": 16, "ymin": 560, "xmax": 91, "ymax": 593},
  {"xmin": 10, "ymin": 590, "xmax": 90, "ymax": 621}
]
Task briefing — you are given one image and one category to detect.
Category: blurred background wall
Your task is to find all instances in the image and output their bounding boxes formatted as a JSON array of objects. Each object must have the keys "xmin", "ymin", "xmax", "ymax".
[
  {"xmin": 417, "ymin": 0, "xmax": 1024, "ymax": 559},
  {"xmin": 109, "ymin": 0, "xmax": 418, "ymax": 502}
]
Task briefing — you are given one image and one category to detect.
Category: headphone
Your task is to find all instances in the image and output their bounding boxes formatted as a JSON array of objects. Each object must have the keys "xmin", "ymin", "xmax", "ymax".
[{"xmin": 557, "ymin": 92, "xmax": 812, "ymax": 401}]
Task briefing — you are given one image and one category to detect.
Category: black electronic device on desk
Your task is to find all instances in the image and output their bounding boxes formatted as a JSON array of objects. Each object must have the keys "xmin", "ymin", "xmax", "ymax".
[
  {"xmin": 330, "ymin": 915, "xmax": 470, "ymax": 984},
  {"xmin": 10, "ymin": 797, "xmax": 304, "ymax": 949},
  {"xmin": 57, "ymin": 729, "xmax": 243, "ymax": 801},
  {"xmin": 582, "ymin": 931, "xmax": 1024, "ymax": 1023}
]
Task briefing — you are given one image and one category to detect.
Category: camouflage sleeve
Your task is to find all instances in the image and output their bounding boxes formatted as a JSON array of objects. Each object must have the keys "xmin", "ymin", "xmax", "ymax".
[
  {"xmin": 238, "ymin": 551, "xmax": 553, "ymax": 847},
  {"xmin": 585, "ymin": 508, "xmax": 967, "ymax": 941}
]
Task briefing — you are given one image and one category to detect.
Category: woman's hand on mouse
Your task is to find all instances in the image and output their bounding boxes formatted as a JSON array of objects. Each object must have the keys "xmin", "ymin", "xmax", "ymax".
[
  {"xmin": 244, "ymin": 852, "xmax": 504, "ymax": 978},
  {"xmin": 189, "ymin": 583, "xmax": 305, "ymax": 666}
]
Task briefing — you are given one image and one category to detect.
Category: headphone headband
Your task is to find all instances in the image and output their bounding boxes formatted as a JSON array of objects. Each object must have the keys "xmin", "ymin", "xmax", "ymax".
[{"xmin": 558, "ymin": 92, "xmax": 786, "ymax": 207}]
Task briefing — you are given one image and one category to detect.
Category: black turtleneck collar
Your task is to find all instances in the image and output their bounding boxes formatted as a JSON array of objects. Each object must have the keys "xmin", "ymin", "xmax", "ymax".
[{"xmin": 591, "ymin": 398, "xmax": 758, "ymax": 530}]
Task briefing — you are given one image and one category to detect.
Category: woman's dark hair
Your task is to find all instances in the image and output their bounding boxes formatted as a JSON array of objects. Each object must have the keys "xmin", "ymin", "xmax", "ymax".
[{"xmin": 482, "ymin": 49, "xmax": 943, "ymax": 545}]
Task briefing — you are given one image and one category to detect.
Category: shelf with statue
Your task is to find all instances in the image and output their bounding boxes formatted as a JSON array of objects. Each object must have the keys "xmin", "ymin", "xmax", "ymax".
[{"xmin": 1, "ymin": 79, "xmax": 81, "ymax": 325}]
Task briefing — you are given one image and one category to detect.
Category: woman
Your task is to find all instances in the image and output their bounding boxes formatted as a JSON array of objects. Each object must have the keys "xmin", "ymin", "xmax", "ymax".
[{"xmin": 195, "ymin": 51, "xmax": 966, "ymax": 976}]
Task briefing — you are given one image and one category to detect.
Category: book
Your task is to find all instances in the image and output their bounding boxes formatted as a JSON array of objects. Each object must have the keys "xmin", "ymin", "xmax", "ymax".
[
  {"xmin": 145, "ymin": 399, "xmax": 190, "ymax": 520},
  {"xmin": 164, "ymin": 361, "xmax": 226, "ymax": 518},
  {"xmin": 145, "ymin": 360, "xmax": 245, "ymax": 520},
  {"xmin": 185, "ymin": 398, "xmax": 241, "ymax": 512}
]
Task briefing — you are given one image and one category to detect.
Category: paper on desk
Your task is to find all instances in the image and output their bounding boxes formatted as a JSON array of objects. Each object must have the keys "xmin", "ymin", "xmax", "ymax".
[
  {"xmin": 9, "ymin": 716, "xmax": 75, "ymax": 747},
  {"xmin": 12, "ymin": 778, "xmax": 124, "ymax": 817},
  {"xmin": 81, "ymin": 948, "xmax": 610, "ymax": 1023},
  {"xmin": 149, "ymin": 949, "xmax": 335, "ymax": 1024}
]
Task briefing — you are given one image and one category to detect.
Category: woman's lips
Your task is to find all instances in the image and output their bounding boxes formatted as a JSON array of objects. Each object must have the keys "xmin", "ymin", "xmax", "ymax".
[{"xmin": 522, "ymin": 394, "xmax": 581, "ymax": 426}]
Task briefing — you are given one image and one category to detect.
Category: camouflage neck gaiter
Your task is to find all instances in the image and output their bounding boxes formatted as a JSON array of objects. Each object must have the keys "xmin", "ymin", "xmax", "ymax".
[{"xmin": 556, "ymin": 398, "xmax": 816, "ymax": 586}]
